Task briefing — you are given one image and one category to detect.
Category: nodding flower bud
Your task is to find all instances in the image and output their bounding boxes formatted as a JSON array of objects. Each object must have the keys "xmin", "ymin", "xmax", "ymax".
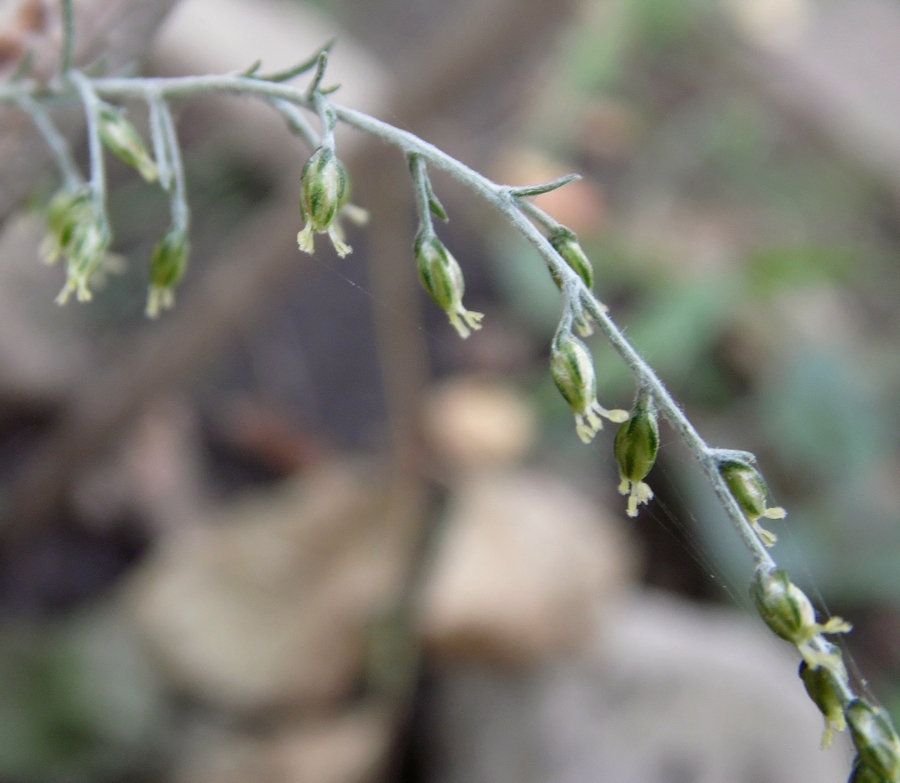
[
  {"xmin": 549, "ymin": 227, "xmax": 594, "ymax": 290},
  {"xmin": 550, "ymin": 332, "xmax": 628, "ymax": 444},
  {"xmin": 848, "ymin": 757, "xmax": 890, "ymax": 783},
  {"xmin": 297, "ymin": 146, "xmax": 351, "ymax": 257},
  {"xmin": 614, "ymin": 392, "xmax": 659, "ymax": 517},
  {"xmin": 846, "ymin": 699, "xmax": 900, "ymax": 783},
  {"xmin": 97, "ymin": 103, "xmax": 158, "ymax": 182},
  {"xmin": 146, "ymin": 227, "xmax": 189, "ymax": 318},
  {"xmin": 41, "ymin": 187, "xmax": 92, "ymax": 264},
  {"xmin": 719, "ymin": 460, "xmax": 786, "ymax": 547},
  {"xmin": 751, "ymin": 567, "xmax": 851, "ymax": 669},
  {"xmin": 799, "ymin": 660, "xmax": 847, "ymax": 749},
  {"xmin": 414, "ymin": 230, "xmax": 483, "ymax": 339},
  {"xmin": 55, "ymin": 217, "xmax": 112, "ymax": 305}
]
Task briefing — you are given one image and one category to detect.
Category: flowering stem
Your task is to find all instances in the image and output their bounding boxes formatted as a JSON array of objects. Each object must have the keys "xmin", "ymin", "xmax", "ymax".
[
  {"xmin": 156, "ymin": 97, "xmax": 189, "ymax": 233},
  {"xmin": 147, "ymin": 91, "xmax": 172, "ymax": 191},
  {"xmin": 60, "ymin": 0, "xmax": 74, "ymax": 74},
  {"xmin": 0, "ymin": 65, "xmax": 869, "ymax": 719},
  {"xmin": 68, "ymin": 71, "xmax": 108, "ymax": 226},
  {"xmin": 409, "ymin": 154, "xmax": 434, "ymax": 236},
  {"xmin": 269, "ymin": 97, "xmax": 320, "ymax": 150}
]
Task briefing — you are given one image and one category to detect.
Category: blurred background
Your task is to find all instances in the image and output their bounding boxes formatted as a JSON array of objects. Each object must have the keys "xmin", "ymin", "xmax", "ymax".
[{"xmin": 0, "ymin": 0, "xmax": 899, "ymax": 780}]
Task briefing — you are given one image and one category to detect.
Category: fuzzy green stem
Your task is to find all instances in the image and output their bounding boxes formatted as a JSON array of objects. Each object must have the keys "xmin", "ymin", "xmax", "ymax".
[
  {"xmin": 69, "ymin": 71, "xmax": 107, "ymax": 225},
  {"xmin": 60, "ymin": 0, "xmax": 74, "ymax": 74}
]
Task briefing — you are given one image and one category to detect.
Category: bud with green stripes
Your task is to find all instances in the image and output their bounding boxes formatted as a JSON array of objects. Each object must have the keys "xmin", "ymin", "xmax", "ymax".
[
  {"xmin": 414, "ymin": 230, "xmax": 483, "ymax": 339},
  {"xmin": 98, "ymin": 103, "xmax": 159, "ymax": 182},
  {"xmin": 55, "ymin": 216, "xmax": 112, "ymax": 304},
  {"xmin": 846, "ymin": 699, "xmax": 900, "ymax": 783},
  {"xmin": 146, "ymin": 227, "xmax": 189, "ymax": 317},
  {"xmin": 719, "ymin": 459, "xmax": 786, "ymax": 547},
  {"xmin": 799, "ymin": 660, "xmax": 847, "ymax": 748},
  {"xmin": 297, "ymin": 146, "xmax": 352, "ymax": 257},
  {"xmin": 40, "ymin": 187, "xmax": 92, "ymax": 264},
  {"xmin": 551, "ymin": 331, "xmax": 628, "ymax": 444},
  {"xmin": 751, "ymin": 567, "xmax": 850, "ymax": 670},
  {"xmin": 614, "ymin": 390, "xmax": 659, "ymax": 517}
]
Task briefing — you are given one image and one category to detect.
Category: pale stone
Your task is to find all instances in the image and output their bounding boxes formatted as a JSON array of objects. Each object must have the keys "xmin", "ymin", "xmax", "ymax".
[
  {"xmin": 128, "ymin": 460, "xmax": 410, "ymax": 713},
  {"xmin": 418, "ymin": 470, "xmax": 636, "ymax": 665},
  {"xmin": 422, "ymin": 590, "xmax": 849, "ymax": 783},
  {"xmin": 175, "ymin": 707, "xmax": 391, "ymax": 783},
  {"xmin": 423, "ymin": 377, "xmax": 537, "ymax": 470}
]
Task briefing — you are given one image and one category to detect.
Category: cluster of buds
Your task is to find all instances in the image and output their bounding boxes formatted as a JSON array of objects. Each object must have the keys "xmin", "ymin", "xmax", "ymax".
[
  {"xmin": 846, "ymin": 699, "xmax": 900, "ymax": 782},
  {"xmin": 719, "ymin": 459, "xmax": 786, "ymax": 547},
  {"xmin": 97, "ymin": 102, "xmax": 159, "ymax": 182},
  {"xmin": 414, "ymin": 231, "xmax": 483, "ymax": 339},
  {"xmin": 297, "ymin": 146, "xmax": 352, "ymax": 257},
  {"xmin": 146, "ymin": 227, "xmax": 189, "ymax": 317},
  {"xmin": 550, "ymin": 331, "xmax": 628, "ymax": 444},
  {"xmin": 614, "ymin": 391, "xmax": 659, "ymax": 517},
  {"xmin": 41, "ymin": 187, "xmax": 113, "ymax": 304}
]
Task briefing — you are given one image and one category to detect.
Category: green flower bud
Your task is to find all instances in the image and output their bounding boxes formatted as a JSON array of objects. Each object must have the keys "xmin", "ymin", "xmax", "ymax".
[
  {"xmin": 297, "ymin": 146, "xmax": 352, "ymax": 257},
  {"xmin": 550, "ymin": 332, "xmax": 628, "ymax": 444},
  {"xmin": 414, "ymin": 230, "xmax": 483, "ymax": 339},
  {"xmin": 98, "ymin": 103, "xmax": 158, "ymax": 182},
  {"xmin": 799, "ymin": 660, "xmax": 847, "ymax": 748},
  {"xmin": 55, "ymin": 217, "xmax": 112, "ymax": 305},
  {"xmin": 846, "ymin": 699, "xmax": 900, "ymax": 782},
  {"xmin": 719, "ymin": 460, "xmax": 786, "ymax": 547},
  {"xmin": 549, "ymin": 226, "xmax": 593, "ymax": 289},
  {"xmin": 40, "ymin": 187, "xmax": 91, "ymax": 264},
  {"xmin": 751, "ymin": 567, "xmax": 850, "ymax": 667},
  {"xmin": 848, "ymin": 757, "xmax": 890, "ymax": 783},
  {"xmin": 614, "ymin": 392, "xmax": 659, "ymax": 517},
  {"xmin": 146, "ymin": 227, "xmax": 189, "ymax": 317}
]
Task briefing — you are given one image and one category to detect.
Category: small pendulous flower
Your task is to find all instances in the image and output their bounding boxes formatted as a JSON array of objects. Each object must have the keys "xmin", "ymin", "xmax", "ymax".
[
  {"xmin": 548, "ymin": 226, "xmax": 593, "ymax": 289},
  {"xmin": 414, "ymin": 230, "xmax": 483, "ymax": 339},
  {"xmin": 297, "ymin": 146, "xmax": 352, "ymax": 257},
  {"xmin": 146, "ymin": 227, "xmax": 189, "ymax": 318},
  {"xmin": 55, "ymin": 216, "xmax": 112, "ymax": 305},
  {"xmin": 719, "ymin": 459, "xmax": 786, "ymax": 547},
  {"xmin": 97, "ymin": 103, "xmax": 159, "ymax": 182},
  {"xmin": 751, "ymin": 566, "xmax": 851, "ymax": 670},
  {"xmin": 550, "ymin": 332, "xmax": 628, "ymax": 444},
  {"xmin": 846, "ymin": 699, "xmax": 900, "ymax": 783},
  {"xmin": 40, "ymin": 187, "xmax": 92, "ymax": 265},
  {"xmin": 799, "ymin": 660, "xmax": 847, "ymax": 749},
  {"xmin": 614, "ymin": 391, "xmax": 659, "ymax": 517}
]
